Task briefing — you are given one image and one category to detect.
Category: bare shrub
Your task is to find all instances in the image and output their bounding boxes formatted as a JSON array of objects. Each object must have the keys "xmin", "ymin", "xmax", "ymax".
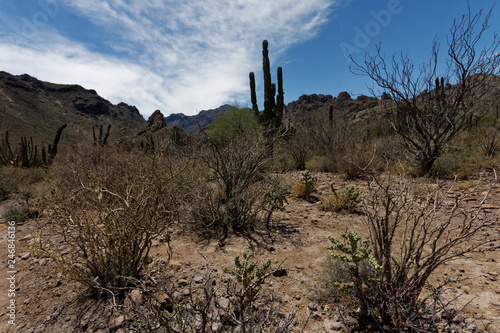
[
  {"xmin": 186, "ymin": 106, "xmax": 287, "ymax": 240},
  {"xmin": 361, "ymin": 173, "xmax": 497, "ymax": 330},
  {"xmin": 324, "ymin": 172, "xmax": 497, "ymax": 330},
  {"xmin": 36, "ymin": 145, "xmax": 179, "ymax": 293},
  {"xmin": 350, "ymin": 4, "xmax": 500, "ymax": 175}
]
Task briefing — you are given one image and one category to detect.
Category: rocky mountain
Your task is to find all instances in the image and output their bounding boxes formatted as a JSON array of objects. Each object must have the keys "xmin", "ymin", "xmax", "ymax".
[
  {"xmin": 165, "ymin": 93, "xmax": 383, "ymax": 134},
  {"xmin": 0, "ymin": 71, "xmax": 146, "ymax": 147},
  {"xmin": 165, "ymin": 104, "xmax": 239, "ymax": 134},
  {"xmin": 285, "ymin": 92, "xmax": 380, "ymax": 122}
]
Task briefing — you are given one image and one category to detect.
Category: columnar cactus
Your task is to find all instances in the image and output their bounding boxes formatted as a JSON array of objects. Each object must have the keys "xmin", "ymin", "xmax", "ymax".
[
  {"xmin": 249, "ymin": 40, "xmax": 284, "ymax": 132},
  {"xmin": 42, "ymin": 124, "xmax": 67, "ymax": 165},
  {"xmin": 20, "ymin": 136, "xmax": 38, "ymax": 167},
  {"xmin": 93, "ymin": 124, "xmax": 111, "ymax": 146},
  {"xmin": 0, "ymin": 131, "xmax": 40, "ymax": 167}
]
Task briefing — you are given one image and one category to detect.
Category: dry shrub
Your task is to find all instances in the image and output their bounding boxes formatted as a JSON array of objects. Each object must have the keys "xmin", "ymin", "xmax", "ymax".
[
  {"xmin": 121, "ymin": 253, "xmax": 297, "ymax": 333},
  {"xmin": 185, "ymin": 108, "xmax": 288, "ymax": 240},
  {"xmin": 0, "ymin": 166, "xmax": 49, "ymax": 199},
  {"xmin": 359, "ymin": 173, "xmax": 497, "ymax": 331},
  {"xmin": 36, "ymin": 145, "xmax": 180, "ymax": 294},
  {"xmin": 322, "ymin": 185, "xmax": 362, "ymax": 213}
]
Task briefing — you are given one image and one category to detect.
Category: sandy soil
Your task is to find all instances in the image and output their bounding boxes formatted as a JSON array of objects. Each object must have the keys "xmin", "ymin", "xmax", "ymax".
[{"xmin": 0, "ymin": 172, "xmax": 499, "ymax": 332}]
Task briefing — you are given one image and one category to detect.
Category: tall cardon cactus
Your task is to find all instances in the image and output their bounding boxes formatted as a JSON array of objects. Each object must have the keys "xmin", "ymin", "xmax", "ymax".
[{"xmin": 249, "ymin": 40, "xmax": 284, "ymax": 132}]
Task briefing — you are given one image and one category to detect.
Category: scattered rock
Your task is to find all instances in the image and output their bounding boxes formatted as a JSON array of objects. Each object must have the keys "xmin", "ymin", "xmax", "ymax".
[
  {"xmin": 19, "ymin": 234, "xmax": 33, "ymax": 242},
  {"xmin": 154, "ymin": 291, "xmax": 174, "ymax": 311},
  {"xmin": 125, "ymin": 289, "xmax": 144, "ymax": 307},
  {"xmin": 329, "ymin": 321, "xmax": 343, "ymax": 331},
  {"xmin": 218, "ymin": 297, "xmax": 230, "ymax": 309},
  {"xmin": 465, "ymin": 323, "xmax": 476, "ymax": 331},
  {"xmin": 193, "ymin": 275, "xmax": 204, "ymax": 284},
  {"xmin": 295, "ymin": 264, "xmax": 304, "ymax": 270},
  {"xmin": 113, "ymin": 315, "xmax": 125, "ymax": 327},
  {"xmin": 21, "ymin": 252, "xmax": 31, "ymax": 260},
  {"xmin": 178, "ymin": 279, "xmax": 189, "ymax": 287},
  {"xmin": 308, "ymin": 302, "xmax": 318, "ymax": 311}
]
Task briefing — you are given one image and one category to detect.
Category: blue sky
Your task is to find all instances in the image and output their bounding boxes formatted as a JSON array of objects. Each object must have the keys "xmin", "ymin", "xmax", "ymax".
[{"xmin": 0, "ymin": 0, "xmax": 498, "ymax": 118}]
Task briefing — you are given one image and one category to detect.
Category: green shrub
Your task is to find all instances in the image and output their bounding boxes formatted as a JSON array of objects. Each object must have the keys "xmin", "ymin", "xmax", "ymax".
[{"xmin": 326, "ymin": 231, "xmax": 380, "ymax": 324}]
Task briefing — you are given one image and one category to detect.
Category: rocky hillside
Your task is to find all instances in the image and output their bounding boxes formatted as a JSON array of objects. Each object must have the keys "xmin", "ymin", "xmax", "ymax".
[
  {"xmin": 285, "ymin": 92, "xmax": 382, "ymax": 122},
  {"xmin": 166, "ymin": 93, "xmax": 384, "ymax": 134},
  {"xmin": 0, "ymin": 71, "xmax": 146, "ymax": 147}
]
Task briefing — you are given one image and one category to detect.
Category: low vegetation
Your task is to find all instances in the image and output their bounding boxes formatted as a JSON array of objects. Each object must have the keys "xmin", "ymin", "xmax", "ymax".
[{"xmin": 1, "ymin": 5, "xmax": 499, "ymax": 332}]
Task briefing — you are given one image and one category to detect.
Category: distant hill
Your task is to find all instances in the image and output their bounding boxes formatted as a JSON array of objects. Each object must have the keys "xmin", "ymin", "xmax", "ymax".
[
  {"xmin": 165, "ymin": 104, "xmax": 241, "ymax": 134},
  {"xmin": 0, "ymin": 71, "xmax": 146, "ymax": 149},
  {"xmin": 165, "ymin": 94, "xmax": 384, "ymax": 133}
]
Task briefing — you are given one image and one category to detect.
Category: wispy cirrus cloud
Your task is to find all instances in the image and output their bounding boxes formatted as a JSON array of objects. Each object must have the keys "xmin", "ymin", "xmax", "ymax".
[{"xmin": 0, "ymin": 0, "xmax": 336, "ymax": 117}]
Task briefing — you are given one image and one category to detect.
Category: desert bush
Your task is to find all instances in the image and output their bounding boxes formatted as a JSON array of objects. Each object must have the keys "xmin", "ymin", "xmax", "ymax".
[
  {"xmin": 37, "ymin": 145, "xmax": 179, "ymax": 294},
  {"xmin": 350, "ymin": 5, "xmax": 500, "ymax": 175},
  {"xmin": 2, "ymin": 204, "xmax": 29, "ymax": 222},
  {"xmin": 324, "ymin": 174, "xmax": 497, "ymax": 331},
  {"xmin": 186, "ymin": 106, "xmax": 286, "ymax": 240},
  {"xmin": 122, "ymin": 253, "xmax": 297, "ymax": 333},
  {"xmin": 326, "ymin": 231, "xmax": 380, "ymax": 324},
  {"xmin": 362, "ymin": 174, "xmax": 495, "ymax": 331},
  {"xmin": 322, "ymin": 184, "xmax": 362, "ymax": 213},
  {"xmin": 292, "ymin": 170, "xmax": 318, "ymax": 201},
  {"xmin": 223, "ymin": 251, "xmax": 273, "ymax": 331},
  {"xmin": 0, "ymin": 166, "xmax": 49, "ymax": 199}
]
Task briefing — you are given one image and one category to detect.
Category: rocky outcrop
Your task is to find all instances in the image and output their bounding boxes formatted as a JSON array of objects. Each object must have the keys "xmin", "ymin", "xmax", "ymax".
[{"xmin": 147, "ymin": 110, "xmax": 167, "ymax": 131}]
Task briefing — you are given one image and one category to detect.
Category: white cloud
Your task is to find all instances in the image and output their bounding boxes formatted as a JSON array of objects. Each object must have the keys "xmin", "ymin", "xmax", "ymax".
[{"xmin": 0, "ymin": 0, "xmax": 336, "ymax": 117}]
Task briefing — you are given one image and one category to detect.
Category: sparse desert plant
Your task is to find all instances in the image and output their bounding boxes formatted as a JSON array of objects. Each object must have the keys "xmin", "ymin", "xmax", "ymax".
[
  {"xmin": 37, "ymin": 145, "xmax": 180, "ymax": 294},
  {"xmin": 456, "ymin": 180, "xmax": 478, "ymax": 190},
  {"xmin": 2, "ymin": 204, "xmax": 29, "ymax": 222},
  {"xmin": 292, "ymin": 170, "xmax": 318, "ymax": 200},
  {"xmin": 122, "ymin": 253, "xmax": 296, "ymax": 333},
  {"xmin": 350, "ymin": 4, "xmax": 500, "ymax": 175},
  {"xmin": 187, "ymin": 105, "xmax": 286, "ymax": 240},
  {"xmin": 326, "ymin": 230, "xmax": 380, "ymax": 324},
  {"xmin": 323, "ymin": 184, "xmax": 362, "ymax": 213},
  {"xmin": 359, "ymin": 173, "xmax": 497, "ymax": 331},
  {"xmin": 262, "ymin": 175, "xmax": 290, "ymax": 228},
  {"xmin": 223, "ymin": 251, "xmax": 274, "ymax": 333}
]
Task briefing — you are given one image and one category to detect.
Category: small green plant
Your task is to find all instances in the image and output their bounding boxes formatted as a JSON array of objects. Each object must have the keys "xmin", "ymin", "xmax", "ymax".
[
  {"xmin": 223, "ymin": 252, "xmax": 273, "ymax": 332},
  {"xmin": 456, "ymin": 180, "xmax": 478, "ymax": 191},
  {"xmin": 323, "ymin": 184, "xmax": 362, "ymax": 213},
  {"xmin": 293, "ymin": 170, "xmax": 318, "ymax": 200},
  {"xmin": 262, "ymin": 175, "xmax": 290, "ymax": 228},
  {"xmin": 223, "ymin": 252, "xmax": 272, "ymax": 307},
  {"xmin": 326, "ymin": 230, "xmax": 380, "ymax": 325}
]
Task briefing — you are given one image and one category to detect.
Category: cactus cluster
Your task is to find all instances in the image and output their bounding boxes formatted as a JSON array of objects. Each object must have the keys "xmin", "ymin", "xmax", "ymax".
[
  {"xmin": 0, "ymin": 131, "xmax": 38, "ymax": 167},
  {"xmin": 249, "ymin": 40, "xmax": 284, "ymax": 131},
  {"xmin": 93, "ymin": 124, "xmax": 111, "ymax": 146},
  {"xmin": 1, "ymin": 124, "xmax": 67, "ymax": 168}
]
